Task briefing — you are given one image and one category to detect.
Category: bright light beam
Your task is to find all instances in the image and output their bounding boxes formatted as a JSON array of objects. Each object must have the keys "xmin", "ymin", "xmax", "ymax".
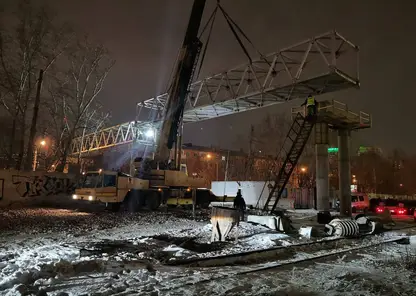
[{"xmin": 145, "ymin": 129, "xmax": 155, "ymax": 138}]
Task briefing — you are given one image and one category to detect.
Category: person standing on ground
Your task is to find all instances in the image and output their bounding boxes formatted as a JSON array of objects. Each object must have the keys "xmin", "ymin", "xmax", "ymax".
[{"xmin": 233, "ymin": 189, "xmax": 246, "ymax": 221}]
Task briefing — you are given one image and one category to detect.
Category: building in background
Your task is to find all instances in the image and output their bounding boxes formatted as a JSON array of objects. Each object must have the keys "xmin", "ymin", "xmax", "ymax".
[{"xmin": 357, "ymin": 146, "xmax": 383, "ymax": 156}]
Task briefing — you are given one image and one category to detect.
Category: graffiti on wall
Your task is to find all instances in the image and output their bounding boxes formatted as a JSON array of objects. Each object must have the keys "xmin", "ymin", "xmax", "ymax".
[{"xmin": 11, "ymin": 175, "xmax": 76, "ymax": 197}]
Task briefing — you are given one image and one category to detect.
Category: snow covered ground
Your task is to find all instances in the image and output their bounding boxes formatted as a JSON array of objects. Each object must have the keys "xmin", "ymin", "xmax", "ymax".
[
  {"xmin": 1, "ymin": 205, "xmax": 416, "ymax": 295},
  {"xmin": 176, "ymin": 237, "xmax": 416, "ymax": 296},
  {"xmin": 0, "ymin": 206, "xmax": 294, "ymax": 295}
]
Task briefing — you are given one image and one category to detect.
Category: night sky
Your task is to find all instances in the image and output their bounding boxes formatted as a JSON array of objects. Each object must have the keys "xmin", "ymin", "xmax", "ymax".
[{"xmin": 36, "ymin": 0, "xmax": 416, "ymax": 153}]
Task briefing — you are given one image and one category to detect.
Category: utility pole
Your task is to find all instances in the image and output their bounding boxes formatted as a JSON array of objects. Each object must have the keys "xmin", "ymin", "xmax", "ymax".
[
  {"xmin": 245, "ymin": 125, "xmax": 254, "ymax": 180},
  {"xmin": 25, "ymin": 69, "xmax": 44, "ymax": 171},
  {"xmin": 223, "ymin": 150, "xmax": 230, "ymax": 197}
]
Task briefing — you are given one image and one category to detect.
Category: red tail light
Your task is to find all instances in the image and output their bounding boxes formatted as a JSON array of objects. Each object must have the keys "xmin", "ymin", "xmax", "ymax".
[
  {"xmin": 397, "ymin": 209, "xmax": 407, "ymax": 215},
  {"xmin": 376, "ymin": 207, "xmax": 383, "ymax": 213}
]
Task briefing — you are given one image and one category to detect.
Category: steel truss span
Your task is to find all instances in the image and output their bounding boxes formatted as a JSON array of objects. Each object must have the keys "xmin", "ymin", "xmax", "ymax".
[
  {"xmin": 72, "ymin": 30, "xmax": 359, "ymax": 154},
  {"xmin": 70, "ymin": 121, "xmax": 157, "ymax": 154},
  {"xmin": 138, "ymin": 30, "xmax": 359, "ymax": 122}
]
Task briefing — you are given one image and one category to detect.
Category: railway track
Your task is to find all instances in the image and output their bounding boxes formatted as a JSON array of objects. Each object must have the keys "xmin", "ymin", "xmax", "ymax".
[
  {"xmin": 150, "ymin": 225, "xmax": 416, "ymax": 293},
  {"xmin": 167, "ymin": 224, "xmax": 416, "ymax": 268}
]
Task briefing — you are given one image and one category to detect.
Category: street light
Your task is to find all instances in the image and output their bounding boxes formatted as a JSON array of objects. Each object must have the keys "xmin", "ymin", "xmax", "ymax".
[
  {"xmin": 298, "ymin": 166, "xmax": 307, "ymax": 188},
  {"xmin": 33, "ymin": 139, "xmax": 47, "ymax": 171},
  {"xmin": 206, "ymin": 153, "xmax": 212, "ymax": 160}
]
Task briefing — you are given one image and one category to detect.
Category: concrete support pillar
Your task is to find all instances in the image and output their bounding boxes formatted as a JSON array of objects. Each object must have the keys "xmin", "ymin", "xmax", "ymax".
[
  {"xmin": 316, "ymin": 144, "xmax": 329, "ymax": 211},
  {"xmin": 315, "ymin": 123, "xmax": 329, "ymax": 211},
  {"xmin": 338, "ymin": 129, "xmax": 351, "ymax": 217}
]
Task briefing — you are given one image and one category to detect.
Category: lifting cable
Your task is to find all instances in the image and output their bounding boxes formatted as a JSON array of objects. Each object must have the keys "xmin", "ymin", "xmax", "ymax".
[
  {"xmin": 217, "ymin": 3, "xmax": 270, "ymax": 66},
  {"xmin": 195, "ymin": 0, "xmax": 271, "ymax": 81},
  {"xmin": 218, "ymin": 4, "xmax": 252, "ymax": 64},
  {"xmin": 195, "ymin": 6, "xmax": 218, "ymax": 80}
]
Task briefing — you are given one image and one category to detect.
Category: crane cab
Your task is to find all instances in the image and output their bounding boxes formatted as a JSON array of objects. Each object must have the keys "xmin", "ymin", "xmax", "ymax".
[{"xmin": 73, "ymin": 170, "xmax": 149, "ymax": 204}]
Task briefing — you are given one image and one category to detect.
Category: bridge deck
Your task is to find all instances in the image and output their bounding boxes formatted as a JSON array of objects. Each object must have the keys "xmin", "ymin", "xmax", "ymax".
[
  {"xmin": 291, "ymin": 100, "xmax": 371, "ymax": 130},
  {"xmin": 71, "ymin": 30, "xmax": 360, "ymax": 155}
]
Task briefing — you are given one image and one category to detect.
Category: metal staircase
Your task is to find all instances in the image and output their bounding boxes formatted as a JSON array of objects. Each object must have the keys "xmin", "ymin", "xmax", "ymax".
[{"xmin": 261, "ymin": 113, "xmax": 315, "ymax": 213}]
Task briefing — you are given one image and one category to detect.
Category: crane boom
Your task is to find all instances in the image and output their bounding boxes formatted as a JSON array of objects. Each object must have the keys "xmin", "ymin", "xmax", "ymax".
[{"xmin": 154, "ymin": 0, "xmax": 206, "ymax": 165}]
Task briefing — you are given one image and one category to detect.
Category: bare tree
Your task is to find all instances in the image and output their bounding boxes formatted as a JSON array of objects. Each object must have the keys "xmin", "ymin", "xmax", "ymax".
[
  {"xmin": 48, "ymin": 37, "xmax": 114, "ymax": 172},
  {"xmin": 0, "ymin": 0, "xmax": 72, "ymax": 169},
  {"xmin": 251, "ymin": 114, "xmax": 292, "ymax": 156},
  {"xmin": 235, "ymin": 112, "xmax": 316, "ymax": 187},
  {"xmin": 75, "ymin": 105, "xmax": 110, "ymax": 166},
  {"xmin": 246, "ymin": 113, "xmax": 291, "ymax": 181},
  {"xmin": 42, "ymin": 92, "xmax": 110, "ymax": 171}
]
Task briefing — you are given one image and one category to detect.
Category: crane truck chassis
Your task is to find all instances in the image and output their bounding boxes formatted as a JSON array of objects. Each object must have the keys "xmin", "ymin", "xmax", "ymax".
[{"xmin": 73, "ymin": 169, "xmax": 219, "ymax": 212}]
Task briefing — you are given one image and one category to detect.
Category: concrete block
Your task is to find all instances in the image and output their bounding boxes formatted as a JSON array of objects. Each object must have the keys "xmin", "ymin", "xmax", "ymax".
[
  {"xmin": 210, "ymin": 206, "xmax": 240, "ymax": 242},
  {"xmin": 209, "ymin": 202, "xmax": 234, "ymax": 208},
  {"xmin": 247, "ymin": 215, "xmax": 277, "ymax": 230},
  {"xmin": 299, "ymin": 226, "xmax": 313, "ymax": 238}
]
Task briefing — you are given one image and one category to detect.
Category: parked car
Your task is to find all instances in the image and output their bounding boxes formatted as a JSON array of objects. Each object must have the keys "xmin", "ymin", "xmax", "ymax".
[
  {"xmin": 377, "ymin": 202, "xmax": 408, "ymax": 215},
  {"xmin": 351, "ymin": 193, "xmax": 370, "ymax": 213}
]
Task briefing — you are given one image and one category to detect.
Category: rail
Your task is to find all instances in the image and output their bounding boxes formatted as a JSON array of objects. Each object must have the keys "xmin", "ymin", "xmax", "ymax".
[
  {"xmin": 157, "ymin": 227, "xmax": 415, "ymax": 292},
  {"xmin": 291, "ymin": 99, "xmax": 371, "ymax": 128}
]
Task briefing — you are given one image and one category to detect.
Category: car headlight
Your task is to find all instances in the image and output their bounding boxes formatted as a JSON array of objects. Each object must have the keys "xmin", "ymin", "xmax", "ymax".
[
  {"xmin": 88, "ymin": 196, "xmax": 93, "ymax": 201},
  {"xmin": 72, "ymin": 194, "xmax": 78, "ymax": 199}
]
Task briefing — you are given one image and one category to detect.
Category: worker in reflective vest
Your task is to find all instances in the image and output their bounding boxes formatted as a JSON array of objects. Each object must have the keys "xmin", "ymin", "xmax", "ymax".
[{"xmin": 305, "ymin": 95, "xmax": 317, "ymax": 119}]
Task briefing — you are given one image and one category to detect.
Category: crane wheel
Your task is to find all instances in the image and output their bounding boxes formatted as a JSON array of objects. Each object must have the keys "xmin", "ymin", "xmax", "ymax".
[
  {"xmin": 146, "ymin": 191, "xmax": 161, "ymax": 210},
  {"xmin": 107, "ymin": 202, "xmax": 121, "ymax": 212},
  {"xmin": 124, "ymin": 190, "xmax": 141, "ymax": 212}
]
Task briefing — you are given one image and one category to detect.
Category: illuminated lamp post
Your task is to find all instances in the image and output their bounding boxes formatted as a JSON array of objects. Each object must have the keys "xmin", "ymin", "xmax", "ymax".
[{"xmin": 33, "ymin": 139, "xmax": 46, "ymax": 171}]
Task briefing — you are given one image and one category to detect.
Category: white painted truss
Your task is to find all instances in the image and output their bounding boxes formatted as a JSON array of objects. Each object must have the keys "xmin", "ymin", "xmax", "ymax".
[
  {"xmin": 72, "ymin": 30, "xmax": 360, "ymax": 154},
  {"xmin": 70, "ymin": 121, "xmax": 158, "ymax": 154}
]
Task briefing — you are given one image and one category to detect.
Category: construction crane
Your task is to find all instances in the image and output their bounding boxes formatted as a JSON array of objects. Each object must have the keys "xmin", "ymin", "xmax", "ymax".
[
  {"xmin": 72, "ymin": 1, "xmax": 362, "ymax": 213},
  {"xmin": 73, "ymin": 0, "xmax": 217, "ymax": 211},
  {"xmin": 155, "ymin": 0, "xmax": 206, "ymax": 169}
]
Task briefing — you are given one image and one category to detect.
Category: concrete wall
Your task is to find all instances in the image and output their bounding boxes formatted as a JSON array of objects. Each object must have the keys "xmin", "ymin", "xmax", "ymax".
[
  {"xmin": 211, "ymin": 181, "xmax": 294, "ymax": 209},
  {"xmin": 0, "ymin": 170, "xmax": 76, "ymax": 208}
]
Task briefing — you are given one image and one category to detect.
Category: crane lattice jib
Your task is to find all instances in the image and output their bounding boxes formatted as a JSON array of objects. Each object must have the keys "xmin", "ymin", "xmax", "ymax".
[
  {"xmin": 155, "ymin": 0, "xmax": 206, "ymax": 163},
  {"xmin": 71, "ymin": 30, "xmax": 359, "ymax": 155}
]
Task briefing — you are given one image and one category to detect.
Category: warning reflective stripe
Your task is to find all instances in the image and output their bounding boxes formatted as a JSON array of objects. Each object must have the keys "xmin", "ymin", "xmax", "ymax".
[{"xmin": 307, "ymin": 97, "xmax": 315, "ymax": 106}]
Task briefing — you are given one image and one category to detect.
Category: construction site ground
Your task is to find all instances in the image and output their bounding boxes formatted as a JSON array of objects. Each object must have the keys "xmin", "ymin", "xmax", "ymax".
[{"xmin": 1, "ymin": 198, "xmax": 416, "ymax": 296}]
